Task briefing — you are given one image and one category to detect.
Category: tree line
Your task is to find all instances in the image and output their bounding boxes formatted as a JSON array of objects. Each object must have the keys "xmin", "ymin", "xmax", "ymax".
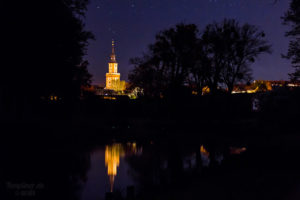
[
  {"xmin": 129, "ymin": 0, "xmax": 300, "ymax": 98},
  {"xmin": 128, "ymin": 19, "xmax": 272, "ymax": 98}
]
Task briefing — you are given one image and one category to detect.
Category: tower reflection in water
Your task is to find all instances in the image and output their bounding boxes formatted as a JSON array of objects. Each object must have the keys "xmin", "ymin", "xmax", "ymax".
[{"xmin": 105, "ymin": 143, "xmax": 141, "ymax": 192}]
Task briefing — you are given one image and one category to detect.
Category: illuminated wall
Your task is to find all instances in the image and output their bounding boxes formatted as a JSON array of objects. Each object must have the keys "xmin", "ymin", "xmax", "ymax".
[
  {"xmin": 105, "ymin": 41, "xmax": 124, "ymax": 91},
  {"xmin": 109, "ymin": 63, "xmax": 118, "ymax": 73},
  {"xmin": 106, "ymin": 73, "xmax": 120, "ymax": 90}
]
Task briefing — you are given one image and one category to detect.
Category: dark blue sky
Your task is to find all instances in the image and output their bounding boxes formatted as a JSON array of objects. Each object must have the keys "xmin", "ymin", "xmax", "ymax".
[{"xmin": 85, "ymin": 0, "xmax": 293, "ymax": 86}]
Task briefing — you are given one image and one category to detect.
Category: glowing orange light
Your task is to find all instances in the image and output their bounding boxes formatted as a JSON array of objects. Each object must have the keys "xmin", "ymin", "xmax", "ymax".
[
  {"xmin": 104, "ymin": 143, "xmax": 141, "ymax": 192},
  {"xmin": 200, "ymin": 145, "xmax": 210, "ymax": 157},
  {"xmin": 229, "ymin": 147, "xmax": 247, "ymax": 155},
  {"xmin": 105, "ymin": 144, "xmax": 124, "ymax": 192}
]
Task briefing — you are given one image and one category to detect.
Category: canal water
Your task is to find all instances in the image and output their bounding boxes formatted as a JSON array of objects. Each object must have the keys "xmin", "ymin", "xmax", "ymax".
[
  {"xmin": 80, "ymin": 141, "xmax": 245, "ymax": 200},
  {"xmin": 81, "ymin": 143, "xmax": 141, "ymax": 200},
  {"xmin": 2, "ymin": 136, "xmax": 300, "ymax": 200}
]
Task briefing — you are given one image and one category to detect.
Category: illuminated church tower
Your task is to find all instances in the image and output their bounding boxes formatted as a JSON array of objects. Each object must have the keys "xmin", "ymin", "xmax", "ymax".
[{"xmin": 105, "ymin": 40, "xmax": 121, "ymax": 90}]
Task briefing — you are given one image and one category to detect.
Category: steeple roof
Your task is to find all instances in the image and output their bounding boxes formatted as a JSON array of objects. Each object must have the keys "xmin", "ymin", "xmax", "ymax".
[{"xmin": 110, "ymin": 40, "xmax": 117, "ymax": 63}]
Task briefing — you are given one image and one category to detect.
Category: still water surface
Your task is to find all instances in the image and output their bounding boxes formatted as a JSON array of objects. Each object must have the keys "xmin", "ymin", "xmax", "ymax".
[
  {"xmin": 3, "ymin": 136, "xmax": 300, "ymax": 200},
  {"xmin": 82, "ymin": 143, "xmax": 141, "ymax": 200},
  {"xmin": 80, "ymin": 141, "xmax": 243, "ymax": 200}
]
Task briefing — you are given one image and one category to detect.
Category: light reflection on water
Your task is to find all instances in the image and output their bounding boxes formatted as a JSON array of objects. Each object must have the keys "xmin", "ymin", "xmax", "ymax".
[
  {"xmin": 82, "ymin": 142, "xmax": 245, "ymax": 200},
  {"xmin": 81, "ymin": 142, "xmax": 141, "ymax": 200},
  {"xmin": 105, "ymin": 143, "xmax": 141, "ymax": 192},
  {"xmin": 200, "ymin": 145, "xmax": 211, "ymax": 166},
  {"xmin": 105, "ymin": 144, "xmax": 124, "ymax": 192}
]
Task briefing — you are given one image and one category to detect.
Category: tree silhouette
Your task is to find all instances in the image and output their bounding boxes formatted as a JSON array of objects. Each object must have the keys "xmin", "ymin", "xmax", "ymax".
[
  {"xmin": 2, "ymin": 0, "xmax": 94, "ymax": 118},
  {"xmin": 129, "ymin": 20, "xmax": 270, "ymax": 97},
  {"xmin": 129, "ymin": 56, "xmax": 165, "ymax": 98},
  {"xmin": 129, "ymin": 24, "xmax": 199, "ymax": 98},
  {"xmin": 282, "ymin": 0, "xmax": 300, "ymax": 81},
  {"xmin": 189, "ymin": 39, "xmax": 212, "ymax": 95},
  {"xmin": 201, "ymin": 19, "xmax": 271, "ymax": 94}
]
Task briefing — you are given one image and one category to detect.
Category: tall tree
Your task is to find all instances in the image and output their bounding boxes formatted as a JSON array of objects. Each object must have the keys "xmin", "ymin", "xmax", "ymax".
[
  {"xmin": 3, "ymin": 0, "xmax": 93, "ymax": 96},
  {"xmin": 129, "ymin": 24, "xmax": 199, "ymax": 97},
  {"xmin": 201, "ymin": 19, "xmax": 271, "ymax": 94},
  {"xmin": 189, "ymin": 39, "xmax": 212, "ymax": 95},
  {"xmin": 282, "ymin": 0, "xmax": 300, "ymax": 80},
  {"xmin": 129, "ymin": 56, "xmax": 166, "ymax": 98},
  {"xmin": 201, "ymin": 22, "xmax": 228, "ymax": 94},
  {"xmin": 1, "ymin": 0, "xmax": 94, "ymax": 120}
]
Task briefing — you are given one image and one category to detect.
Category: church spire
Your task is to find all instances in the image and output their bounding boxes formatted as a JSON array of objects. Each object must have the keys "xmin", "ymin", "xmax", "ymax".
[{"xmin": 110, "ymin": 40, "xmax": 117, "ymax": 63}]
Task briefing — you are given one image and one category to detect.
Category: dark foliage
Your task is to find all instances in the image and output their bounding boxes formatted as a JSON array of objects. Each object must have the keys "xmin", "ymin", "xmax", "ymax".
[
  {"xmin": 129, "ymin": 24, "xmax": 199, "ymax": 98},
  {"xmin": 282, "ymin": 0, "xmax": 300, "ymax": 80},
  {"xmin": 1, "ymin": 0, "xmax": 94, "ymax": 119},
  {"xmin": 129, "ymin": 20, "xmax": 271, "ymax": 97},
  {"xmin": 201, "ymin": 19, "xmax": 271, "ymax": 94}
]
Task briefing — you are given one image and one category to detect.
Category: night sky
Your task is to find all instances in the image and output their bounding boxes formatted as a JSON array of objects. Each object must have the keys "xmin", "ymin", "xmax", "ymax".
[{"xmin": 85, "ymin": 0, "xmax": 293, "ymax": 86}]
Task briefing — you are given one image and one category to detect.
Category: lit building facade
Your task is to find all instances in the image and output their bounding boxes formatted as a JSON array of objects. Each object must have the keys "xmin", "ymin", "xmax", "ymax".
[{"xmin": 105, "ymin": 40, "xmax": 124, "ymax": 90}]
